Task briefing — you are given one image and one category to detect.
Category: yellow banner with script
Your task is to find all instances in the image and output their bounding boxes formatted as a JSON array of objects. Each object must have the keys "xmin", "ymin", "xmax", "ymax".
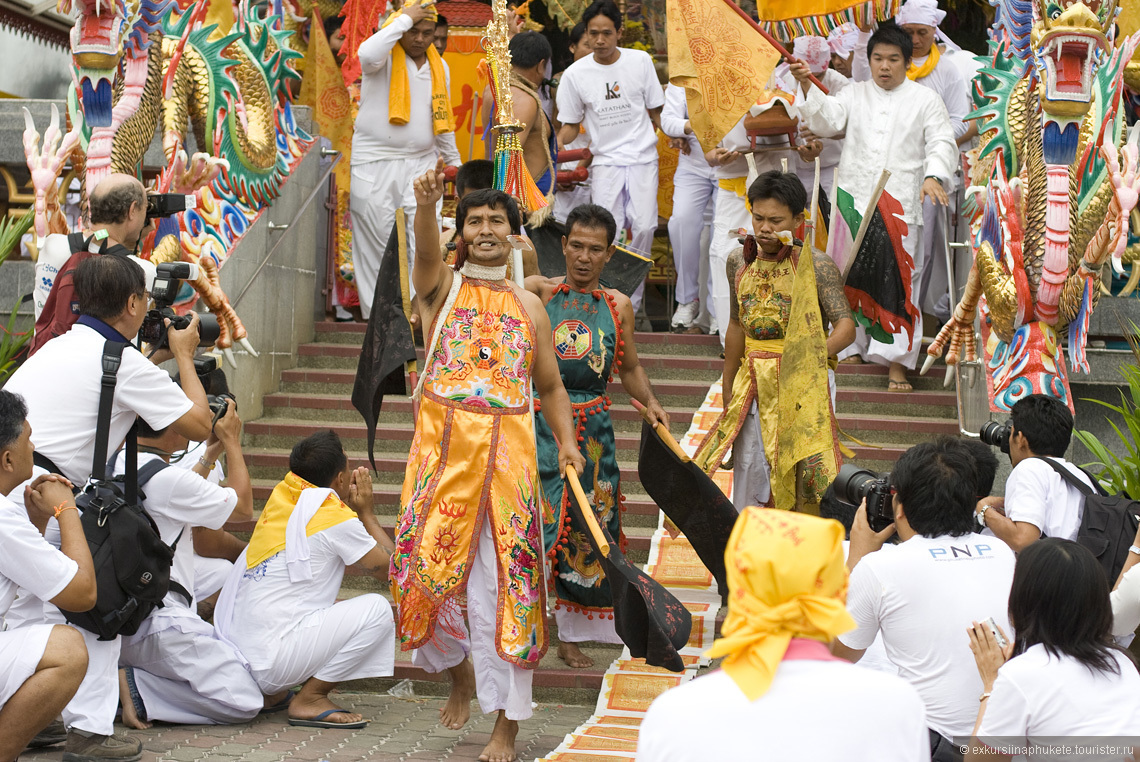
[{"xmin": 666, "ymin": 0, "xmax": 780, "ymax": 154}]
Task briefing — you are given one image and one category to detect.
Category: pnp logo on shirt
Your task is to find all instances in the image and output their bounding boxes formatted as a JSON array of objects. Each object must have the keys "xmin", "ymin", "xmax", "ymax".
[
  {"xmin": 605, "ymin": 81, "xmax": 621, "ymax": 100},
  {"xmin": 928, "ymin": 543, "xmax": 994, "ymax": 561}
]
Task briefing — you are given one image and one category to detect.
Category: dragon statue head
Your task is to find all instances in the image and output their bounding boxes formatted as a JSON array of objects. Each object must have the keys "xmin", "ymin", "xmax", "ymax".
[
  {"xmin": 59, "ymin": 0, "xmax": 170, "ymax": 128},
  {"xmin": 1029, "ymin": 0, "xmax": 1115, "ymax": 163}
]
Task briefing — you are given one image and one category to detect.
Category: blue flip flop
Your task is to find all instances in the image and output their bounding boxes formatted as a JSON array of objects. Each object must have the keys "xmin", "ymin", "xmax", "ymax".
[
  {"xmin": 259, "ymin": 689, "xmax": 296, "ymax": 714},
  {"xmin": 287, "ymin": 709, "xmax": 368, "ymax": 729}
]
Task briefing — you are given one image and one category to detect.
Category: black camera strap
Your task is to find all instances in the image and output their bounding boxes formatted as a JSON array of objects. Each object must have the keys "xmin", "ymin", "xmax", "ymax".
[{"xmin": 91, "ymin": 340, "xmax": 138, "ymax": 504}]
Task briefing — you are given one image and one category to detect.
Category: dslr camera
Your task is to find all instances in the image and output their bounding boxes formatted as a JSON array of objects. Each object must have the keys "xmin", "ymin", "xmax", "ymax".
[
  {"xmin": 979, "ymin": 421, "xmax": 1012, "ymax": 455},
  {"xmin": 833, "ymin": 464, "xmax": 895, "ymax": 533},
  {"xmin": 145, "ymin": 193, "xmax": 195, "ymax": 221},
  {"xmin": 192, "ymin": 356, "xmax": 234, "ymax": 423},
  {"xmin": 139, "ymin": 262, "xmax": 221, "ymax": 349}
]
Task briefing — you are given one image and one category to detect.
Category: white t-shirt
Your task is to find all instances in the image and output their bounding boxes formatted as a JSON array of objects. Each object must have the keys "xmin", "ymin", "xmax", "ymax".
[
  {"xmin": 226, "ymin": 520, "xmax": 376, "ymax": 673},
  {"xmin": 112, "ymin": 451, "xmax": 236, "ymax": 609},
  {"xmin": 1004, "ymin": 457, "xmax": 1094, "ymax": 542},
  {"xmin": 32, "ymin": 234, "xmax": 157, "ymax": 321},
  {"xmin": 555, "ymin": 48, "xmax": 665, "ymax": 166},
  {"xmin": 638, "ymin": 659, "xmax": 929, "ymax": 762},
  {"xmin": 4, "ymin": 322, "xmax": 193, "ymax": 485},
  {"xmin": 979, "ymin": 645, "xmax": 1140, "ymax": 761},
  {"xmin": 0, "ymin": 494, "xmax": 77, "ymax": 619},
  {"xmin": 841, "ymin": 532, "xmax": 1017, "ymax": 740}
]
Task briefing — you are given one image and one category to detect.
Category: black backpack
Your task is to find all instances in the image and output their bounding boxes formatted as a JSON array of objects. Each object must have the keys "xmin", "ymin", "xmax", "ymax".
[
  {"xmin": 44, "ymin": 340, "xmax": 186, "ymax": 640},
  {"xmin": 1035, "ymin": 457, "xmax": 1140, "ymax": 585}
]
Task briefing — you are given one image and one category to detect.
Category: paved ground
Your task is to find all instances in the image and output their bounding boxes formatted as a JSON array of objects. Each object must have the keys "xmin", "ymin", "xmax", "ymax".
[{"xmin": 23, "ymin": 694, "xmax": 593, "ymax": 762}]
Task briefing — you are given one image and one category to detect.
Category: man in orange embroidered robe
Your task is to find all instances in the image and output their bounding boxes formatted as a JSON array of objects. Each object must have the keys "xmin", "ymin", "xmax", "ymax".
[{"xmin": 391, "ymin": 158, "xmax": 584, "ymax": 762}]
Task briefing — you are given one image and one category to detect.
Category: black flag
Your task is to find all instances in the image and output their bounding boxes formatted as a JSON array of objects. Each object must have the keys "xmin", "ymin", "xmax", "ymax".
[
  {"xmin": 637, "ymin": 421, "xmax": 738, "ymax": 600},
  {"xmin": 351, "ymin": 221, "xmax": 417, "ymax": 469},
  {"xmin": 564, "ymin": 483, "xmax": 692, "ymax": 673}
]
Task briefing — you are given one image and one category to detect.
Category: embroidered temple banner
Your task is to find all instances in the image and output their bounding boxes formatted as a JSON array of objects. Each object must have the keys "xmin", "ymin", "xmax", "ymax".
[{"xmin": 666, "ymin": 0, "xmax": 780, "ymax": 153}]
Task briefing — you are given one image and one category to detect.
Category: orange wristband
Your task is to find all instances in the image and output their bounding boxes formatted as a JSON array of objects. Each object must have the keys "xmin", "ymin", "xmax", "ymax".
[{"xmin": 53, "ymin": 503, "xmax": 78, "ymax": 519}]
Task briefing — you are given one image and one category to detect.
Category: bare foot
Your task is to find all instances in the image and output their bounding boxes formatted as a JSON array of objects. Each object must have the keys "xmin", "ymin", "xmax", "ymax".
[
  {"xmin": 557, "ymin": 641, "xmax": 594, "ymax": 669},
  {"xmin": 118, "ymin": 669, "xmax": 151, "ymax": 730},
  {"xmin": 887, "ymin": 363, "xmax": 913, "ymax": 392},
  {"xmin": 288, "ymin": 678, "xmax": 363, "ymax": 724},
  {"xmin": 440, "ymin": 658, "xmax": 475, "ymax": 730},
  {"xmin": 479, "ymin": 711, "xmax": 518, "ymax": 762}
]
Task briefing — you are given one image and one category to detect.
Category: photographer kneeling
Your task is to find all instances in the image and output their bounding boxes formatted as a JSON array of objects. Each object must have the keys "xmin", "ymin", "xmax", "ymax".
[
  {"xmin": 976, "ymin": 394, "xmax": 1095, "ymax": 552},
  {"xmin": 837, "ymin": 436, "xmax": 1017, "ymax": 762},
  {"xmin": 112, "ymin": 398, "xmax": 269, "ymax": 729},
  {"xmin": 3, "ymin": 254, "xmax": 213, "ymax": 760}
]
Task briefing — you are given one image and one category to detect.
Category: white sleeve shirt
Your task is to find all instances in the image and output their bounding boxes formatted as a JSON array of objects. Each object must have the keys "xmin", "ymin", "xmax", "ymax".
[
  {"xmin": 0, "ymin": 495, "xmax": 78, "ymax": 618},
  {"xmin": 4, "ymin": 323, "xmax": 193, "ymax": 484},
  {"xmin": 798, "ymin": 78, "xmax": 956, "ymax": 223},
  {"xmin": 1004, "ymin": 457, "xmax": 1093, "ymax": 542}
]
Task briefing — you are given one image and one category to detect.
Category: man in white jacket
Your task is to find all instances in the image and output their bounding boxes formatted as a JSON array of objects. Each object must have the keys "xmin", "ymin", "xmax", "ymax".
[{"xmin": 792, "ymin": 25, "xmax": 956, "ymax": 391}]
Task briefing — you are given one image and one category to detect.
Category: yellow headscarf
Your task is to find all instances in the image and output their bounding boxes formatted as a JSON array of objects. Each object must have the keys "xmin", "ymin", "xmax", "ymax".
[
  {"xmin": 245, "ymin": 472, "xmax": 358, "ymax": 569},
  {"xmin": 382, "ymin": 2, "xmax": 455, "ymax": 135},
  {"xmin": 705, "ymin": 508, "xmax": 856, "ymax": 701}
]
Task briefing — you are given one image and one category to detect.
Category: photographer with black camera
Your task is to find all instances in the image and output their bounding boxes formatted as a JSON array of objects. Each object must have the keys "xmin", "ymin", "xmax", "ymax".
[
  {"xmin": 834, "ymin": 437, "xmax": 1016, "ymax": 762},
  {"xmin": 3, "ymin": 254, "xmax": 214, "ymax": 760},
  {"xmin": 31, "ymin": 174, "xmax": 193, "ymax": 355},
  {"xmin": 975, "ymin": 394, "xmax": 1095, "ymax": 552},
  {"xmin": 111, "ymin": 396, "xmax": 267, "ymax": 729}
]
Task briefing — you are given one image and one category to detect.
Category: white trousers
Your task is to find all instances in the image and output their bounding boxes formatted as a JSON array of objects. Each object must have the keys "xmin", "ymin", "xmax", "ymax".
[
  {"xmin": 709, "ymin": 188, "xmax": 752, "ymax": 345},
  {"xmin": 591, "ymin": 163, "xmax": 659, "ymax": 312},
  {"xmin": 0, "ymin": 623, "xmax": 53, "ymax": 708},
  {"xmin": 846, "ymin": 223, "xmax": 925, "ymax": 369},
  {"xmin": 193, "ymin": 555, "xmax": 232, "ymax": 602},
  {"xmin": 554, "ymin": 606, "xmax": 622, "ymax": 645},
  {"xmin": 4, "ymin": 516, "xmax": 119, "ymax": 738},
  {"xmin": 731, "ymin": 370, "xmax": 836, "ymax": 511},
  {"xmin": 411, "ymin": 522, "xmax": 533, "ymax": 721},
  {"xmin": 350, "ymin": 155, "xmax": 438, "ymax": 319},
  {"xmin": 553, "ymin": 183, "xmax": 592, "ymax": 225},
  {"xmin": 120, "ymin": 607, "xmax": 262, "ymax": 725},
  {"xmin": 918, "ymin": 197, "xmax": 952, "ymax": 322},
  {"xmin": 249, "ymin": 594, "xmax": 395, "ymax": 695},
  {"xmin": 667, "ymin": 164, "xmax": 718, "ymax": 306}
]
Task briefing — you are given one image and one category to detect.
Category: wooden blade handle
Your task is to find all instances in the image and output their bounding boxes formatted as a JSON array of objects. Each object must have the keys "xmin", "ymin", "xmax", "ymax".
[
  {"xmin": 631, "ymin": 399, "xmax": 689, "ymax": 463},
  {"xmin": 565, "ymin": 465, "xmax": 610, "ymax": 558}
]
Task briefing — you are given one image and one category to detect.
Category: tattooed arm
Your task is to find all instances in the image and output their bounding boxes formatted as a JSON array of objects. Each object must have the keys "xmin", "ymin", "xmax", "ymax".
[
  {"xmin": 814, "ymin": 250, "xmax": 856, "ymax": 357},
  {"xmin": 723, "ymin": 248, "xmax": 747, "ymax": 407}
]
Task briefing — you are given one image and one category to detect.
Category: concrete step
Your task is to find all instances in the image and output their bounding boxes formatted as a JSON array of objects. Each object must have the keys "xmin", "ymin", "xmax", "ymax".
[
  {"xmin": 244, "ymin": 478, "xmax": 665, "ymax": 529},
  {"xmin": 278, "ymin": 366, "xmax": 720, "ymax": 400},
  {"xmin": 224, "ymin": 499, "xmax": 657, "ymax": 563},
  {"xmin": 240, "ymin": 444, "xmax": 908, "ymax": 488},
  {"xmin": 313, "ymin": 321, "xmax": 725, "ymax": 355},
  {"xmin": 247, "ymin": 417, "xmax": 682, "ymax": 457},
  {"xmin": 294, "ymin": 344, "xmax": 725, "ymax": 381}
]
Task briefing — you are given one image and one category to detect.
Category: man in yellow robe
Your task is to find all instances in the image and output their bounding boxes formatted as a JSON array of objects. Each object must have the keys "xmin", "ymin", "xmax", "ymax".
[
  {"xmin": 391, "ymin": 158, "xmax": 583, "ymax": 762},
  {"xmin": 694, "ymin": 171, "xmax": 854, "ymax": 513}
]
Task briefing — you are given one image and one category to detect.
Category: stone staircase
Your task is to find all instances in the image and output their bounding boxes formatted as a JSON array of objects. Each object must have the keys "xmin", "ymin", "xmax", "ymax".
[{"xmin": 231, "ymin": 321, "xmax": 958, "ymax": 704}]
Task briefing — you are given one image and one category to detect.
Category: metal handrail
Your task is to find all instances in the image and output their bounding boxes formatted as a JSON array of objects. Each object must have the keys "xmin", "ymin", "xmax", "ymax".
[
  {"xmin": 943, "ymin": 195, "xmax": 984, "ymax": 438},
  {"xmin": 231, "ymin": 150, "xmax": 342, "ymax": 309}
]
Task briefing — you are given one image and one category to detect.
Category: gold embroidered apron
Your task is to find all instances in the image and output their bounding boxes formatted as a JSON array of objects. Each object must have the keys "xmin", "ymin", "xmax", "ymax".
[{"xmin": 693, "ymin": 251, "xmax": 839, "ymax": 512}]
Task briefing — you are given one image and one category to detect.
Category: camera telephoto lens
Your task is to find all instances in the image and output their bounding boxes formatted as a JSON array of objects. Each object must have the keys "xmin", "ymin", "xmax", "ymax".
[{"xmin": 979, "ymin": 421, "xmax": 1012, "ymax": 455}]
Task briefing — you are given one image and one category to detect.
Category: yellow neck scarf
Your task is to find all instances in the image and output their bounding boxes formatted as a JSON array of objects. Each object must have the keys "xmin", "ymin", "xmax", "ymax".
[
  {"xmin": 705, "ymin": 508, "xmax": 856, "ymax": 701},
  {"xmin": 907, "ymin": 44, "xmax": 939, "ymax": 81},
  {"xmin": 245, "ymin": 472, "xmax": 357, "ymax": 569},
  {"xmin": 384, "ymin": 6, "xmax": 455, "ymax": 135}
]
